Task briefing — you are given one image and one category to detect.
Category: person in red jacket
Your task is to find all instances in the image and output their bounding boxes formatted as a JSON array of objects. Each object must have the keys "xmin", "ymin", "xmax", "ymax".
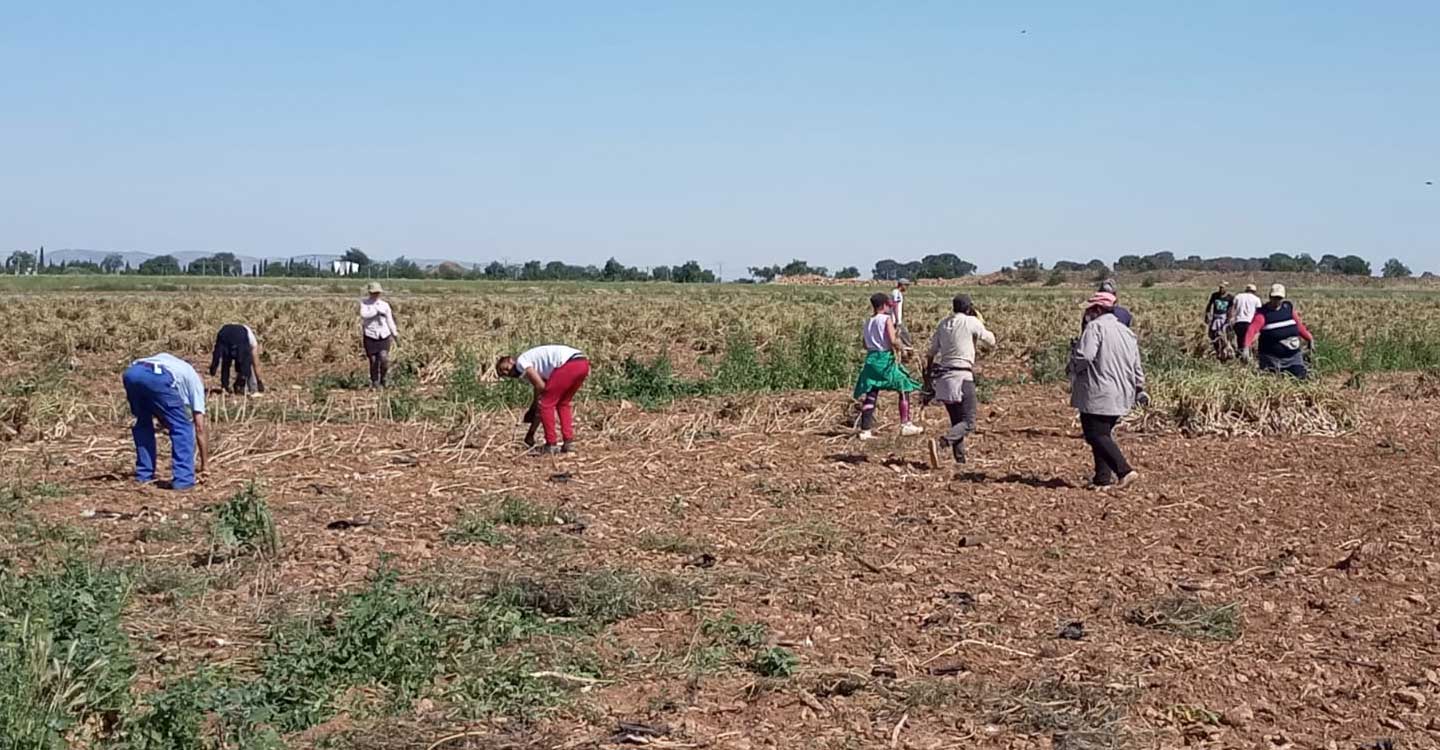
[{"xmin": 1242, "ymin": 284, "xmax": 1314, "ymax": 379}]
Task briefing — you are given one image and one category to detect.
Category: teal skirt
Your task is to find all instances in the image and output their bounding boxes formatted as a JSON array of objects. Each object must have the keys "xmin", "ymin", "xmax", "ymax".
[{"xmin": 852, "ymin": 350, "xmax": 921, "ymax": 399}]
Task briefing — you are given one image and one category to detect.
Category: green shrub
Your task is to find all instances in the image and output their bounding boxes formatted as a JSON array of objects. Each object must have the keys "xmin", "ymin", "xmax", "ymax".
[
  {"xmin": 749, "ymin": 647, "xmax": 798, "ymax": 678},
  {"xmin": 0, "ymin": 556, "xmax": 135, "ymax": 747},
  {"xmin": 210, "ymin": 483, "xmax": 278, "ymax": 558}
]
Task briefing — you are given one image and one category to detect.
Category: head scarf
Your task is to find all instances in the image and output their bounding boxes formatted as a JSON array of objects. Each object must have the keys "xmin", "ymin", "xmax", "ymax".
[{"xmin": 1085, "ymin": 291, "xmax": 1117, "ymax": 309}]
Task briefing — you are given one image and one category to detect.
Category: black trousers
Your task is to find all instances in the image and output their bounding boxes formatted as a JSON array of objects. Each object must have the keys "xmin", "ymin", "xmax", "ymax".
[
  {"xmin": 1232, "ymin": 322, "xmax": 1250, "ymax": 356},
  {"xmin": 1080, "ymin": 413, "xmax": 1132, "ymax": 483},
  {"xmin": 211, "ymin": 325, "xmax": 254, "ymax": 394}
]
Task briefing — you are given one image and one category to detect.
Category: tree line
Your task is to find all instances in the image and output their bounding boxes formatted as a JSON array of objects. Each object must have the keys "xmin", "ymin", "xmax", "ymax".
[{"xmin": 3, "ymin": 247, "xmax": 1423, "ymax": 281}]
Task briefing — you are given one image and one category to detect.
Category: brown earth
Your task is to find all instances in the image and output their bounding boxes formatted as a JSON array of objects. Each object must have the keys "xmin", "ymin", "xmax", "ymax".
[{"xmin": 8, "ymin": 379, "xmax": 1440, "ymax": 749}]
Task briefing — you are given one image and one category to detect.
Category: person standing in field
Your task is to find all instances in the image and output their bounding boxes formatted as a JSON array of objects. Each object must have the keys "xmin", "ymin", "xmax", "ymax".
[
  {"xmin": 1085, "ymin": 279, "xmax": 1133, "ymax": 328},
  {"xmin": 1228, "ymin": 283, "xmax": 1263, "ymax": 361},
  {"xmin": 924, "ymin": 294, "xmax": 995, "ymax": 467},
  {"xmin": 890, "ymin": 277, "xmax": 915, "ymax": 351},
  {"xmin": 497, "ymin": 345, "xmax": 591, "ymax": 454},
  {"xmin": 209, "ymin": 323, "xmax": 264, "ymax": 394},
  {"xmin": 122, "ymin": 353, "xmax": 209, "ymax": 490},
  {"xmin": 1242, "ymin": 283, "xmax": 1314, "ymax": 379},
  {"xmin": 1204, "ymin": 282, "xmax": 1235, "ymax": 360},
  {"xmin": 855, "ymin": 292, "xmax": 924, "ymax": 440},
  {"xmin": 1069, "ymin": 292, "xmax": 1146, "ymax": 490},
  {"xmin": 359, "ymin": 282, "xmax": 399, "ymax": 388}
]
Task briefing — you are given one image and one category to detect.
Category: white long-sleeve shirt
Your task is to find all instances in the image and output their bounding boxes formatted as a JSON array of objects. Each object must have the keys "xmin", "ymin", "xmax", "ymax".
[{"xmin": 359, "ymin": 298, "xmax": 399, "ymax": 340}]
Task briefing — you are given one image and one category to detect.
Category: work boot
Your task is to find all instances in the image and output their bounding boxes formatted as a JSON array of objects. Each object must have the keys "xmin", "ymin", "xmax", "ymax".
[
  {"xmin": 560, "ymin": 441, "xmax": 576, "ymax": 454},
  {"xmin": 899, "ymin": 423, "xmax": 924, "ymax": 437},
  {"xmin": 858, "ymin": 430, "xmax": 876, "ymax": 441},
  {"xmin": 951, "ymin": 440, "xmax": 966, "ymax": 464}
]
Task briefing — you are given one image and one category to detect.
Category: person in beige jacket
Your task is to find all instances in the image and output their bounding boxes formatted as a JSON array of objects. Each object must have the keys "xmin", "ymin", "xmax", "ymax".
[
  {"xmin": 924, "ymin": 294, "xmax": 995, "ymax": 467},
  {"xmin": 1068, "ymin": 292, "xmax": 1147, "ymax": 490}
]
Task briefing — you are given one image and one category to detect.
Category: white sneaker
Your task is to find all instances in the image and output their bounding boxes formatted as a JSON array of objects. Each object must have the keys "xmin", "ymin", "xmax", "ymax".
[
  {"xmin": 899, "ymin": 423, "xmax": 924, "ymax": 437},
  {"xmin": 858, "ymin": 430, "xmax": 876, "ymax": 441}
]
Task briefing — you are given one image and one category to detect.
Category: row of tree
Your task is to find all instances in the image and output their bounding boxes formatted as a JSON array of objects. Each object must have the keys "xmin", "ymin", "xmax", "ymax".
[{"xmin": 3, "ymin": 247, "xmax": 1423, "ymax": 280}]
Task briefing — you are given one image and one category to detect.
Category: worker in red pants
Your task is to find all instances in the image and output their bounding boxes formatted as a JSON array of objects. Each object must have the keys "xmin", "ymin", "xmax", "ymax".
[{"xmin": 496, "ymin": 345, "xmax": 590, "ymax": 454}]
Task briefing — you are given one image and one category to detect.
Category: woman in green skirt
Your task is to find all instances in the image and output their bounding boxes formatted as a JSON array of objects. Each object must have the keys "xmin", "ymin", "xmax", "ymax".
[{"xmin": 855, "ymin": 292, "xmax": 924, "ymax": 440}]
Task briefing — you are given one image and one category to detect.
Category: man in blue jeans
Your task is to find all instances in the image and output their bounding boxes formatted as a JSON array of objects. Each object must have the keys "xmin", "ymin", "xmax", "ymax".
[{"xmin": 122, "ymin": 353, "xmax": 210, "ymax": 489}]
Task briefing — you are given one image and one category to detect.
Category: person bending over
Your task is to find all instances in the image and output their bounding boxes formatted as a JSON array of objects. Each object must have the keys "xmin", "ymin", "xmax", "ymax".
[{"xmin": 497, "ymin": 345, "xmax": 591, "ymax": 454}]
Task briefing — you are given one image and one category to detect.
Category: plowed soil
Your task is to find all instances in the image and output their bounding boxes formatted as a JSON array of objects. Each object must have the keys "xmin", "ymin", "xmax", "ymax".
[{"xmin": 10, "ymin": 377, "xmax": 1440, "ymax": 750}]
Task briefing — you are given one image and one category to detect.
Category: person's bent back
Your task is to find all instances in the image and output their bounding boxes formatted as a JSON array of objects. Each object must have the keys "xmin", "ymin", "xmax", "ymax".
[{"xmin": 123, "ymin": 353, "xmax": 209, "ymax": 490}]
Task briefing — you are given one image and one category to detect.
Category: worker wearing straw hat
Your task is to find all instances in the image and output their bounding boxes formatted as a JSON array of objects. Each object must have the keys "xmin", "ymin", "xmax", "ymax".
[
  {"xmin": 1069, "ymin": 291, "xmax": 1147, "ymax": 490},
  {"xmin": 1242, "ymin": 283, "xmax": 1314, "ymax": 379},
  {"xmin": 359, "ymin": 282, "xmax": 400, "ymax": 388}
]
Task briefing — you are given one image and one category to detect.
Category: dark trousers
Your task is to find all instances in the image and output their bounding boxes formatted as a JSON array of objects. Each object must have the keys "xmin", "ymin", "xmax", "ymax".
[
  {"xmin": 1232, "ymin": 322, "xmax": 1250, "ymax": 358},
  {"xmin": 363, "ymin": 335, "xmax": 393, "ymax": 386},
  {"xmin": 941, "ymin": 380, "xmax": 977, "ymax": 460},
  {"xmin": 1080, "ymin": 413, "xmax": 1132, "ymax": 484},
  {"xmin": 210, "ymin": 325, "xmax": 254, "ymax": 394}
]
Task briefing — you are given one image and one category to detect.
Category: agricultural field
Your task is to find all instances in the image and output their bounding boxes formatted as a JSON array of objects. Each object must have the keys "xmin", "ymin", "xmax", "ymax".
[{"xmin": 4, "ymin": 276, "xmax": 1440, "ymax": 749}]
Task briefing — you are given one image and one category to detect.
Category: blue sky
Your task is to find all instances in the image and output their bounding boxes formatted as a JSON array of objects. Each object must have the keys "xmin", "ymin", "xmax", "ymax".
[{"xmin": 3, "ymin": 1, "xmax": 1436, "ymax": 274}]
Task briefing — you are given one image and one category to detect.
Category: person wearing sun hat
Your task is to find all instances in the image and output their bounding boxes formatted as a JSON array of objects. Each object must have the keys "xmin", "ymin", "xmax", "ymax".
[
  {"xmin": 1228, "ymin": 282, "xmax": 1263, "ymax": 361},
  {"xmin": 359, "ymin": 281, "xmax": 400, "ymax": 388},
  {"xmin": 1242, "ymin": 283, "xmax": 1314, "ymax": 379},
  {"xmin": 1068, "ymin": 290, "xmax": 1147, "ymax": 490}
]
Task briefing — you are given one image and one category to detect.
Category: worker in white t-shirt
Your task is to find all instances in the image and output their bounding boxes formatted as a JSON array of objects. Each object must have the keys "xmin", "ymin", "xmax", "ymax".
[
  {"xmin": 1228, "ymin": 283, "xmax": 1263, "ymax": 361},
  {"xmin": 496, "ymin": 345, "xmax": 591, "ymax": 454},
  {"xmin": 890, "ymin": 278, "xmax": 914, "ymax": 351}
]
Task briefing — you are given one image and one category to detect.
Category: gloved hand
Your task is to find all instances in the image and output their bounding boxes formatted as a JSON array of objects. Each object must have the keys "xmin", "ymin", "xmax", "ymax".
[{"xmin": 1136, "ymin": 390, "xmax": 1150, "ymax": 408}]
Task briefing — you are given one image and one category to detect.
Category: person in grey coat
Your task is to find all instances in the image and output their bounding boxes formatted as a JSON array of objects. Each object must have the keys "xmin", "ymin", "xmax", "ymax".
[{"xmin": 1068, "ymin": 291, "xmax": 1147, "ymax": 489}]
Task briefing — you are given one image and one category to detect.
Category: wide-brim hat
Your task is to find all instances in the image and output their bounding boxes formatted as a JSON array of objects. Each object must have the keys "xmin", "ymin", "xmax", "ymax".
[
  {"xmin": 1269, "ymin": 283, "xmax": 1286, "ymax": 298},
  {"xmin": 365, "ymin": 282, "xmax": 384, "ymax": 294}
]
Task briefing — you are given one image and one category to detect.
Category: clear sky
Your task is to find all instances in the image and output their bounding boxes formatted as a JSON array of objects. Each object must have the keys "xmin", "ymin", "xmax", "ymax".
[{"xmin": 3, "ymin": 1, "xmax": 1436, "ymax": 274}]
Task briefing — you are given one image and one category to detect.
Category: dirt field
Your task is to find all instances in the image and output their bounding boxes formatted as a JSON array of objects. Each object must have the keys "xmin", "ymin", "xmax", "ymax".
[{"xmin": 3, "ymin": 280, "xmax": 1440, "ymax": 749}]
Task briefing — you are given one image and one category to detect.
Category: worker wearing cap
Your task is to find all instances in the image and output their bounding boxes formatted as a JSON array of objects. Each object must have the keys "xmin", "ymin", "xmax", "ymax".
[
  {"xmin": 122, "ymin": 353, "xmax": 209, "ymax": 489},
  {"xmin": 1228, "ymin": 283, "xmax": 1263, "ymax": 361},
  {"xmin": 890, "ymin": 278, "xmax": 914, "ymax": 351},
  {"xmin": 1242, "ymin": 283, "xmax": 1314, "ymax": 379},
  {"xmin": 359, "ymin": 282, "xmax": 400, "ymax": 387},
  {"xmin": 1204, "ymin": 282, "xmax": 1235, "ymax": 359},
  {"xmin": 923, "ymin": 294, "xmax": 995, "ymax": 467}
]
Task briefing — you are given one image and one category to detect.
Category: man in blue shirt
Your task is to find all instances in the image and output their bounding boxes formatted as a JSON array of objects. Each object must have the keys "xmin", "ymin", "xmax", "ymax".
[{"xmin": 122, "ymin": 353, "xmax": 209, "ymax": 489}]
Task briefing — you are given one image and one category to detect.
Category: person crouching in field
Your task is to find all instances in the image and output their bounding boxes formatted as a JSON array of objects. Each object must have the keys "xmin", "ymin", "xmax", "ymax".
[
  {"xmin": 1069, "ymin": 292, "xmax": 1146, "ymax": 490},
  {"xmin": 1242, "ymin": 283, "xmax": 1314, "ymax": 379},
  {"xmin": 359, "ymin": 282, "xmax": 400, "ymax": 388},
  {"xmin": 855, "ymin": 292, "xmax": 923, "ymax": 440},
  {"xmin": 122, "ymin": 353, "xmax": 209, "ymax": 490},
  {"xmin": 497, "ymin": 345, "xmax": 590, "ymax": 454},
  {"xmin": 924, "ymin": 294, "xmax": 995, "ymax": 467},
  {"xmin": 210, "ymin": 324, "xmax": 265, "ymax": 395}
]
